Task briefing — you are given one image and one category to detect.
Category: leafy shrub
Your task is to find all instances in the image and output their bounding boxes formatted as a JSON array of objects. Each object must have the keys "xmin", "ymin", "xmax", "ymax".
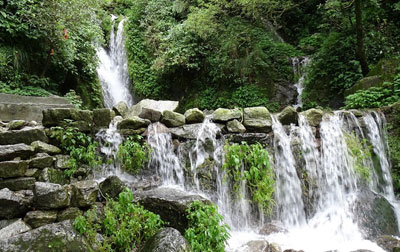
[
  {"xmin": 74, "ymin": 188, "xmax": 164, "ymax": 251},
  {"xmin": 345, "ymin": 133, "xmax": 372, "ymax": 181},
  {"xmin": 223, "ymin": 142, "xmax": 275, "ymax": 214},
  {"xmin": 185, "ymin": 201, "xmax": 230, "ymax": 252},
  {"xmin": 64, "ymin": 90, "xmax": 84, "ymax": 109},
  {"xmin": 117, "ymin": 136, "xmax": 151, "ymax": 175}
]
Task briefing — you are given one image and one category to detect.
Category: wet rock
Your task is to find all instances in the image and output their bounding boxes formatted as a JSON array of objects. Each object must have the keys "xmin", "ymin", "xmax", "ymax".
[
  {"xmin": 139, "ymin": 108, "xmax": 162, "ymax": 122},
  {"xmin": 278, "ymin": 106, "xmax": 298, "ymax": 125},
  {"xmin": 141, "ymin": 227, "xmax": 192, "ymax": 252},
  {"xmin": 57, "ymin": 207, "xmax": 82, "ymax": 222},
  {"xmin": 39, "ymin": 168, "xmax": 69, "ymax": 185},
  {"xmin": 227, "ymin": 119, "xmax": 246, "ymax": 133},
  {"xmin": 161, "ymin": 111, "xmax": 185, "ymax": 127},
  {"xmin": 25, "ymin": 168, "xmax": 40, "ymax": 178},
  {"xmin": 0, "ymin": 144, "xmax": 35, "ymax": 161},
  {"xmin": 0, "ymin": 127, "xmax": 48, "ymax": 145},
  {"xmin": 128, "ymin": 175, "xmax": 161, "ymax": 191},
  {"xmin": 70, "ymin": 180, "xmax": 99, "ymax": 207},
  {"xmin": 29, "ymin": 153, "xmax": 54, "ymax": 169},
  {"xmin": 0, "ymin": 160, "xmax": 28, "ymax": 178},
  {"xmin": 0, "ymin": 220, "xmax": 92, "ymax": 252},
  {"xmin": 0, "ymin": 219, "xmax": 31, "ymax": 240},
  {"xmin": 259, "ymin": 222, "xmax": 287, "ymax": 235},
  {"xmin": 31, "ymin": 141, "xmax": 61, "ymax": 155},
  {"xmin": 283, "ymin": 250, "xmax": 305, "ymax": 252},
  {"xmin": 0, "ymin": 177, "xmax": 35, "ymax": 191},
  {"xmin": 127, "ymin": 99, "xmax": 179, "ymax": 118},
  {"xmin": 134, "ymin": 187, "xmax": 210, "ymax": 233},
  {"xmin": 182, "ymin": 158, "xmax": 217, "ymax": 194},
  {"xmin": 375, "ymin": 235, "xmax": 400, "ymax": 252},
  {"xmin": 93, "ymin": 108, "xmax": 115, "ymax": 129},
  {"xmin": 7, "ymin": 120, "xmax": 27, "ymax": 130},
  {"xmin": 24, "ymin": 210, "xmax": 57, "ymax": 228},
  {"xmin": 212, "ymin": 108, "xmax": 242, "ymax": 122},
  {"xmin": 144, "ymin": 123, "xmax": 170, "ymax": 136},
  {"xmin": 170, "ymin": 123, "xmax": 223, "ymax": 140},
  {"xmin": 243, "ymin": 107, "xmax": 272, "ymax": 133},
  {"xmin": 113, "ymin": 101, "xmax": 129, "ymax": 117},
  {"xmin": 0, "ymin": 188, "xmax": 30, "ymax": 219},
  {"xmin": 117, "ymin": 116, "xmax": 151, "ymax": 130},
  {"xmin": 301, "ymin": 108, "xmax": 323, "ymax": 127},
  {"xmin": 184, "ymin": 108, "xmax": 205, "ymax": 124},
  {"xmin": 0, "ymin": 219, "xmax": 18, "ymax": 230},
  {"xmin": 42, "ymin": 108, "xmax": 93, "ymax": 132},
  {"xmin": 99, "ymin": 176, "xmax": 125, "ymax": 199},
  {"xmin": 234, "ymin": 240, "xmax": 269, "ymax": 252},
  {"xmin": 119, "ymin": 128, "xmax": 147, "ymax": 137},
  {"xmin": 33, "ymin": 182, "xmax": 70, "ymax": 209},
  {"xmin": 54, "ymin": 155, "xmax": 70, "ymax": 170},
  {"xmin": 225, "ymin": 133, "xmax": 273, "ymax": 146},
  {"xmin": 269, "ymin": 243, "xmax": 282, "ymax": 252}
]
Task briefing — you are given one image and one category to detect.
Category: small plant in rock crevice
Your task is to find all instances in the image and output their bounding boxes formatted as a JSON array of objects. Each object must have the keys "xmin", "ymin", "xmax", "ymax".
[
  {"xmin": 117, "ymin": 135, "xmax": 151, "ymax": 175},
  {"xmin": 345, "ymin": 132, "xmax": 372, "ymax": 182}
]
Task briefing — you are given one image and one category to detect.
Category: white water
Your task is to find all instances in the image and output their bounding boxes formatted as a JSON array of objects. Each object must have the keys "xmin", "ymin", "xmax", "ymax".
[
  {"xmin": 97, "ymin": 15, "xmax": 133, "ymax": 108},
  {"xmin": 292, "ymin": 57, "xmax": 311, "ymax": 109}
]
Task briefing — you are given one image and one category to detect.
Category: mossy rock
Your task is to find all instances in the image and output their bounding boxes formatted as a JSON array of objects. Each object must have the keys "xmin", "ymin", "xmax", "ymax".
[
  {"xmin": 161, "ymin": 111, "xmax": 186, "ymax": 127},
  {"xmin": 212, "ymin": 108, "xmax": 242, "ymax": 123}
]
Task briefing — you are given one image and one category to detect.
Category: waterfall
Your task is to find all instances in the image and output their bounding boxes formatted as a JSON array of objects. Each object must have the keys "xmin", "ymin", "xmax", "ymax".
[
  {"xmin": 97, "ymin": 15, "xmax": 133, "ymax": 108},
  {"xmin": 292, "ymin": 57, "xmax": 311, "ymax": 109}
]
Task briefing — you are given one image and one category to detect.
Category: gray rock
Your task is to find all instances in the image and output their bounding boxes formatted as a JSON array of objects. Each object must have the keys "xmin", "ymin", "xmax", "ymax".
[
  {"xmin": 269, "ymin": 243, "xmax": 282, "ymax": 252},
  {"xmin": 93, "ymin": 108, "xmax": 115, "ymax": 129},
  {"xmin": 184, "ymin": 108, "xmax": 205, "ymax": 124},
  {"xmin": 0, "ymin": 127, "xmax": 48, "ymax": 145},
  {"xmin": 376, "ymin": 235, "xmax": 400, "ymax": 252},
  {"xmin": 127, "ymin": 99, "xmax": 179, "ymax": 118},
  {"xmin": 243, "ymin": 107, "xmax": 272, "ymax": 132},
  {"xmin": 57, "ymin": 207, "xmax": 82, "ymax": 222},
  {"xmin": 0, "ymin": 219, "xmax": 18, "ymax": 230},
  {"xmin": 42, "ymin": 108, "xmax": 93, "ymax": 132},
  {"xmin": 0, "ymin": 188, "xmax": 30, "ymax": 219},
  {"xmin": 7, "ymin": 120, "xmax": 27, "ymax": 130},
  {"xmin": 113, "ymin": 101, "xmax": 129, "ymax": 117},
  {"xmin": 39, "ymin": 168, "xmax": 69, "ymax": 185},
  {"xmin": 139, "ymin": 107, "xmax": 162, "ymax": 122},
  {"xmin": 278, "ymin": 106, "xmax": 298, "ymax": 125},
  {"xmin": 212, "ymin": 108, "xmax": 242, "ymax": 122},
  {"xmin": 119, "ymin": 128, "xmax": 147, "ymax": 137},
  {"xmin": 259, "ymin": 222, "xmax": 287, "ymax": 235},
  {"xmin": 0, "ymin": 144, "xmax": 35, "ymax": 161},
  {"xmin": 134, "ymin": 187, "xmax": 210, "ymax": 233},
  {"xmin": 0, "ymin": 160, "xmax": 28, "ymax": 178},
  {"xmin": 141, "ymin": 227, "xmax": 192, "ymax": 252},
  {"xmin": 161, "ymin": 111, "xmax": 186, "ymax": 127},
  {"xmin": 227, "ymin": 119, "xmax": 246, "ymax": 133},
  {"xmin": 71, "ymin": 180, "xmax": 99, "ymax": 207},
  {"xmin": 169, "ymin": 123, "xmax": 223, "ymax": 140},
  {"xmin": 117, "ymin": 116, "xmax": 151, "ymax": 130},
  {"xmin": 31, "ymin": 141, "xmax": 61, "ymax": 155},
  {"xmin": 24, "ymin": 210, "xmax": 58, "ymax": 228},
  {"xmin": 0, "ymin": 219, "xmax": 31, "ymax": 240},
  {"xmin": 0, "ymin": 177, "xmax": 36, "ymax": 191},
  {"xmin": 234, "ymin": 240, "xmax": 269, "ymax": 252},
  {"xmin": 301, "ymin": 108, "xmax": 324, "ymax": 127},
  {"xmin": 29, "ymin": 153, "xmax": 54, "ymax": 169},
  {"xmin": 99, "ymin": 176, "xmax": 125, "ymax": 199},
  {"xmin": 25, "ymin": 168, "xmax": 40, "ymax": 179},
  {"xmin": 33, "ymin": 182, "xmax": 70, "ymax": 209},
  {"xmin": 54, "ymin": 155, "xmax": 70, "ymax": 170},
  {"xmin": 0, "ymin": 220, "xmax": 93, "ymax": 252},
  {"xmin": 225, "ymin": 133, "xmax": 272, "ymax": 146}
]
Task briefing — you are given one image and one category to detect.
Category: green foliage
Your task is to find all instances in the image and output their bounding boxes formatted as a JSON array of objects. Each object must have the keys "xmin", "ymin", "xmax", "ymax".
[
  {"xmin": 223, "ymin": 142, "xmax": 275, "ymax": 213},
  {"xmin": 185, "ymin": 201, "xmax": 230, "ymax": 252},
  {"xmin": 387, "ymin": 103, "xmax": 400, "ymax": 196},
  {"xmin": 75, "ymin": 188, "xmax": 164, "ymax": 252},
  {"xmin": 117, "ymin": 136, "xmax": 151, "ymax": 175},
  {"xmin": 64, "ymin": 90, "xmax": 84, "ymax": 109},
  {"xmin": 345, "ymin": 132, "xmax": 372, "ymax": 181}
]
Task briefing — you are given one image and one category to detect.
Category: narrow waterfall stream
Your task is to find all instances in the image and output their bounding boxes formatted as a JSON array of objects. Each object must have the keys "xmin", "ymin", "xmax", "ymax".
[{"xmin": 292, "ymin": 57, "xmax": 311, "ymax": 109}]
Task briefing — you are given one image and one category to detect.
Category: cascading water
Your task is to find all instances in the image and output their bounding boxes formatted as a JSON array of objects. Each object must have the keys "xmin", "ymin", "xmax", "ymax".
[
  {"xmin": 292, "ymin": 57, "xmax": 311, "ymax": 109},
  {"xmin": 97, "ymin": 15, "xmax": 133, "ymax": 108}
]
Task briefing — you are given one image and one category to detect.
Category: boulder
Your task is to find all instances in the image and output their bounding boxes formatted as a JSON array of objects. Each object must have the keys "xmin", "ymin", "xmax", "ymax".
[
  {"xmin": 119, "ymin": 128, "xmax": 147, "ymax": 137},
  {"xmin": 42, "ymin": 108, "xmax": 93, "ymax": 132},
  {"xmin": 113, "ymin": 101, "xmax": 129, "ymax": 117},
  {"xmin": 39, "ymin": 168, "xmax": 69, "ymax": 185},
  {"xmin": 301, "ymin": 108, "xmax": 323, "ymax": 127},
  {"xmin": 0, "ymin": 219, "xmax": 31, "ymax": 240},
  {"xmin": 71, "ymin": 180, "xmax": 99, "ymax": 207},
  {"xmin": 33, "ymin": 182, "xmax": 70, "ymax": 209},
  {"xmin": 24, "ymin": 210, "xmax": 58, "ymax": 228},
  {"xmin": 0, "ymin": 177, "xmax": 36, "ymax": 191},
  {"xmin": 243, "ymin": 107, "xmax": 272, "ymax": 133},
  {"xmin": 0, "ymin": 160, "xmax": 28, "ymax": 178},
  {"xmin": 57, "ymin": 207, "xmax": 82, "ymax": 222},
  {"xmin": 0, "ymin": 144, "xmax": 35, "ymax": 161},
  {"xmin": 7, "ymin": 120, "xmax": 27, "ymax": 131},
  {"xmin": 31, "ymin": 141, "xmax": 61, "ymax": 155},
  {"xmin": 0, "ymin": 188, "xmax": 30, "ymax": 219},
  {"xmin": 29, "ymin": 153, "xmax": 54, "ymax": 169},
  {"xmin": 161, "ymin": 111, "xmax": 186, "ymax": 127},
  {"xmin": 99, "ymin": 176, "xmax": 125, "ymax": 199},
  {"xmin": 54, "ymin": 155, "xmax": 70, "ymax": 170},
  {"xmin": 225, "ymin": 133, "xmax": 272, "ymax": 146},
  {"xmin": 141, "ymin": 227, "xmax": 192, "ymax": 252},
  {"xmin": 134, "ymin": 187, "xmax": 210, "ymax": 233},
  {"xmin": 93, "ymin": 108, "xmax": 115, "ymax": 129},
  {"xmin": 234, "ymin": 240, "xmax": 269, "ymax": 252},
  {"xmin": 212, "ymin": 108, "xmax": 242, "ymax": 122},
  {"xmin": 376, "ymin": 235, "xmax": 400, "ymax": 252},
  {"xmin": 227, "ymin": 119, "xmax": 246, "ymax": 133},
  {"xmin": 25, "ymin": 168, "xmax": 40, "ymax": 179},
  {"xmin": 0, "ymin": 219, "xmax": 19, "ymax": 230},
  {"xmin": 278, "ymin": 106, "xmax": 298, "ymax": 125},
  {"xmin": 127, "ymin": 99, "xmax": 179, "ymax": 118},
  {"xmin": 139, "ymin": 108, "xmax": 162, "ymax": 122},
  {"xmin": 169, "ymin": 123, "xmax": 224, "ymax": 140},
  {"xmin": 0, "ymin": 127, "xmax": 48, "ymax": 145},
  {"xmin": 184, "ymin": 108, "xmax": 205, "ymax": 124},
  {"xmin": 259, "ymin": 222, "xmax": 287, "ymax": 235},
  {"xmin": 0, "ymin": 220, "xmax": 93, "ymax": 252},
  {"xmin": 117, "ymin": 116, "xmax": 151, "ymax": 130}
]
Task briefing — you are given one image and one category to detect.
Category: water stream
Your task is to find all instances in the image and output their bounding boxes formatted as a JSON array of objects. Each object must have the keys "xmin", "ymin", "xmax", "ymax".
[{"xmin": 292, "ymin": 57, "xmax": 311, "ymax": 109}]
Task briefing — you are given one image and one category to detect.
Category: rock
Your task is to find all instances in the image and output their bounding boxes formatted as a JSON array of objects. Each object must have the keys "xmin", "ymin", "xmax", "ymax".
[
  {"xmin": 141, "ymin": 227, "xmax": 192, "ymax": 252},
  {"xmin": 227, "ymin": 119, "xmax": 246, "ymax": 133},
  {"xmin": 169, "ymin": 123, "xmax": 224, "ymax": 140},
  {"xmin": 212, "ymin": 108, "xmax": 242, "ymax": 122},
  {"xmin": 70, "ymin": 180, "xmax": 99, "ymax": 207},
  {"xmin": 57, "ymin": 207, "xmax": 82, "ymax": 222},
  {"xmin": 29, "ymin": 153, "xmax": 54, "ymax": 169},
  {"xmin": 0, "ymin": 144, "xmax": 35, "ymax": 161},
  {"xmin": 0, "ymin": 177, "xmax": 36, "ymax": 191},
  {"xmin": 301, "ymin": 108, "xmax": 323, "ymax": 127},
  {"xmin": 259, "ymin": 222, "xmax": 287, "ymax": 235},
  {"xmin": 113, "ymin": 101, "xmax": 129, "ymax": 117},
  {"xmin": 54, "ymin": 155, "xmax": 70, "ymax": 170},
  {"xmin": 93, "ymin": 108, "xmax": 115, "ymax": 129},
  {"xmin": 0, "ymin": 127, "xmax": 48, "ymax": 145},
  {"xmin": 31, "ymin": 141, "xmax": 61, "ymax": 155},
  {"xmin": 184, "ymin": 108, "xmax": 205, "ymax": 124},
  {"xmin": 243, "ymin": 107, "xmax": 272, "ymax": 132},
  {"xmin": 25, "ymin": 168, "xmax": 40, "ymax": 179},
  {"xmin": 161, "ymin": 111, "xmax": 186, "ymax": 127},
  {"xmin": 0, "ymin": 219, "xmax": 31, "ymax": 240},
  {"xmin": 278, "ymin": 106, "xmax": 298, "ymax": 125},
  {"xmin": 144, "ymin": 123, "xmax": 170, "ymax": 136},
  {"xmin": 117, "ymin": 116, "xmax": 151, "ymax": 130},
  {"xmin": 376, "ymin": 235, "xmax": 400, "ymax": 252},
  {"xmin": 33, "ymin": 182, "xmax": 70, "ymax": 209},
  {"xmin": 269, "ymin": 243, "xmax": 282, "ymax": 252},
  {"xmin": 0, "ymin": 220, "xmax": 93, "ymax": 252},
  {"xmin": 42, "ymin": 108, "xmax": 93, "ymax": 132},
  {"xmin": 234, "ymin": 240, "xmax": 269, "ymax": 252},
  {"xmin": 0, "ymin": 188, "xmax": 30, "ymax": 219},
  {"xmin": 139, "ymin": 108, "xmax": 162, "ymax": 122},
  {"xmin": 119, "ymin": 128, "xmax": 147, "ymax": 137},
  {"xmin": 0, "ymin": 219, "xmax": 19, "ymax": 230},
  {"xmin": 99, "ymin": 176, "xmax": 125, "ymax": 199},
  {"xmin": 127, "ymin": 99, "xmax": 179, "ymax": 118},
  {"xmin": 283, "ymin": 250, "xmax": 304, "ymax": 252},
  {"xmin": 7, "ymin": 120, "xmax": 27, "ymax": 130},
  {"xmin": 24, "ymin": 210, "xmax": 58, "ymax": 228},
  {"xmin": 39, "ymin": 168, "xmax": 69, "ymax": 185},
  {"xmin": 134, "ymin": 187, "xmax": 210, "ymax": 233},
  {"xmin": 225, "ymin": 133, "xmax": 272, "ymax": 146},
  {"xmin": 0, "ymin": 160, "xmax": 28, "ymax": 178}
]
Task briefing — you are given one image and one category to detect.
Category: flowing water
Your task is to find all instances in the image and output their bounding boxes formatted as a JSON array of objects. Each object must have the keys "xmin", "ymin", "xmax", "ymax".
[
  {"xmin": 97, "ymin": 15, "xmax": 133, "ymax": 108},
  {"xmin": 292, "ymin": 57, "xmax": 311, "ymax": 109}
]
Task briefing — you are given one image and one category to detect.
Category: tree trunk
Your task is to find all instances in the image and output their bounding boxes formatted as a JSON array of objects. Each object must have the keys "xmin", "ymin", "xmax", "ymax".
[{"xmin": 355, "ymin": 0, "xmax": 369, "ymax": 76}]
